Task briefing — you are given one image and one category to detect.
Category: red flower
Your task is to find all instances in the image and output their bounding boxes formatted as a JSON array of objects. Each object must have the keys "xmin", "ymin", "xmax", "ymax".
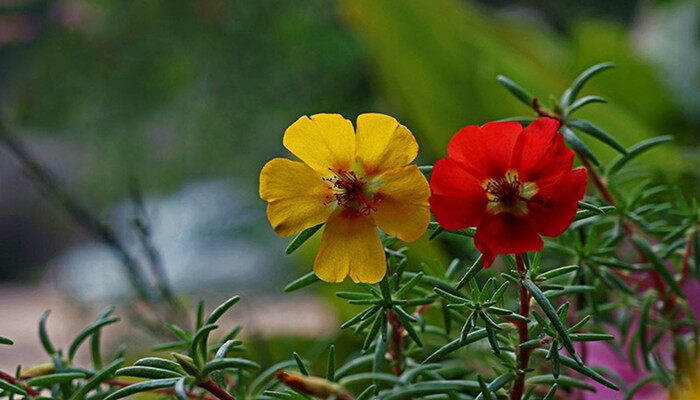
[{"xmin": 429, "ymin": 117, "xmax": 587, "ymax": 267}]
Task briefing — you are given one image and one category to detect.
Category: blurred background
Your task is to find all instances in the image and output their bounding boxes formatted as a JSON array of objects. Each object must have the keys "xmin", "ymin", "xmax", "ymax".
[{"xmin": 0, "ymin": 0, "xmax": 697, "ymax": 370}]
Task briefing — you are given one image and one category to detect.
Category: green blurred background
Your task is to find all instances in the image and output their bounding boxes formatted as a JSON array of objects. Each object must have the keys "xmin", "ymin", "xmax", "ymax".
[{"xmin": 0, "ymin": 0, "xmax": 697, "ymax": 368}]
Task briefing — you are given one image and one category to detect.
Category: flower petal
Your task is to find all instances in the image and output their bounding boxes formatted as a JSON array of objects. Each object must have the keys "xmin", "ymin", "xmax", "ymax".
[
  {"xmin": 260, "ymin": 158, "xmax": 332, "ymax": 237},
  {"xmin": 429, "ymin": 157, "xmax": 488, "ymax": 230},
  {"xmin": 314, "ymin": 211, "xmax": 386, "ymax": 283},
  {"xmin": 511, "ymin": 117, "xmax": 574, "ymax": 186},
  {"xmin": 474, "ymin": 213, "xmax": 543, "ymax": 268},
  {"xmin": 528, "ymin": 168, "xmax": 588, "ymax": 237},
  {"xmin": 283, "ymin": 114, "xmax": 355, "ymax": 173},
  {"xmin": 447, "ymin": 121, "xmax": 522, "ymax": 180},
  {"xmin": 355, "ymin": 113, "xmax": 418, "ymax": 175},
  {"xmin": 372, "ymin": 165, "xmax": 430, "ymax": 242}
]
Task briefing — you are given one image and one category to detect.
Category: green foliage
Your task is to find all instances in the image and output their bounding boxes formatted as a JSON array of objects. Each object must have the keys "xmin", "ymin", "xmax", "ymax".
[{"xmin": 2, "ymin": 59, "xmax": 698, "ymax": 400}]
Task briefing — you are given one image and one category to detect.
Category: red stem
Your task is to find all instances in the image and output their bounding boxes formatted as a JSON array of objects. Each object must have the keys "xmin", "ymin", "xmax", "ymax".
[
  {"xmin": 575, "ymin": 150, "xmax": 696, "ymax": 380},
  {"xmin": 384, "ymin": 302, "xmax": 431, "ymax": 376},
  {"xmin": 387, "ymin": 309, "xmax": 404, "ymax": 376},
  {"xmin": 575, "ymin": 151, "xmax": 667, "ymax": 292},
  {"xmin": 198, "ymin": 379, "xmax": 236, "ymax": 400},
  {"xmin": 575, "ymin": 151, "xmax": 616, "ymax": 206},
  {"xmin": 510, "ymin": 254, "xmax": 531, "ymax": 400},
  {"xmin": 0, "ymin": 370, "xmax": 41, "ymax": 397},
  {"xmin": 532, "ymin": 98, "xmax": 561, "ymax": 121}
]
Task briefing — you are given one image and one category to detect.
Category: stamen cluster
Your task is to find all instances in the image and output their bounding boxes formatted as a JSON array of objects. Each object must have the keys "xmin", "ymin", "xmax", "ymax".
[
  {"xmin": 485, "ymin": 171, "xmax": 523, "ymax": 205},
  {"xmin": 324, "ymin": 168, "xmax": 376, "ymax": 215}
]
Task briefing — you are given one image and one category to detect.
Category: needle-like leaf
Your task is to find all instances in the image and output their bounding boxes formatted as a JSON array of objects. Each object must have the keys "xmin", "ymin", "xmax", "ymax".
[
  {"xmin": 496, "ymin": 75, "xmax": 535, "ymax": 107},
  {"xmin": 284, "ymin": 272, "xmax": 320, "ymax": 293},
  {"xmin": 560, "ymin": 62, "xmax": 614, "ymax": 107},
  {"xmin": 568, "ymin": 119, "xmax": 627, "ymax": 155},
  {"xmin": 632, "ymin": 236, "xmax": 684, "ymax": 298},
  {"xmin": 608, "ymin": 135, "xmax": 673, "ymax": 175},
  {"xmin": 524, "ymin": 279, "xmax": 581, "ymax": 364}
]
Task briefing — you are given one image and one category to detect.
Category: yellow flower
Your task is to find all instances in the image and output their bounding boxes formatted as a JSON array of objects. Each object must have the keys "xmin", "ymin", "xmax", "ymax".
[{"xmin": 260, "ymin": 113, "xmax": 430, "ymax": 283}]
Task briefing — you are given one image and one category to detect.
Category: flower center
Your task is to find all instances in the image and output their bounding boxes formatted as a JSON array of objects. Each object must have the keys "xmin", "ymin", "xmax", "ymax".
[
  {"xmin": 324, "ymin": 168, "xmax": 376, "ymax": 215},
  {"xmin": 483, "ymin": 170, "xmax": 537, "ymax": 216}
]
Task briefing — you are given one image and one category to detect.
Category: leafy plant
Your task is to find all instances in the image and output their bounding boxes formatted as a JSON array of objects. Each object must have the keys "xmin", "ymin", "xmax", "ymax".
[{"xmin": 1, "ymin": 62, "xmax": 698, "ymax": 400}]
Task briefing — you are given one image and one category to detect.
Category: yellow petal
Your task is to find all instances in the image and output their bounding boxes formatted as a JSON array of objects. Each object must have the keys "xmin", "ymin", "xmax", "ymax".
[
  {"xmin": 372, "ymin": 165, "xmax": 430, "ymax": 242},
  {"xmin": 314, "ymin": 211, "xmax": 386, "ymax": 283},
  {"xmin": 355, "ymin": 113, "xmax": 418, "ymax": 175},
  {"xmin": 260, "ymin": 158, "xmax": 332, "ymax": 237},
  {"xmin": 283, "ymin": 114, "xmax": 356, "ymax": 173}
]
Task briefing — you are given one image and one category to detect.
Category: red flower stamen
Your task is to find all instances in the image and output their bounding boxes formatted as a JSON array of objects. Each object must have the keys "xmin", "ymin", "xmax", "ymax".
[
  {"xmin": 485, "ymin": 173, "xmax": 525, "ymax": 205},
  {"xmin": 483, "ymin": 170, "xmax": 536, "ymax": 217},
  {"xmin": 324, "ymin": 168, "xmax": 376, "ymax": 215}
]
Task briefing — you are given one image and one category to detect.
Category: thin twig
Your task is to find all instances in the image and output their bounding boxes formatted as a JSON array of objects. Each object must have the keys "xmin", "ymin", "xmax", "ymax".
[
  {"xmin": 130, "ymin": 187, "xmax": 191, "ymax": 328},
  {"xmin": 130, "ymin": 179, "xmax": 174, "ymax": 301},
  {"xmin": 0, "ymin": 119, "xmax": 157, "ymax": 301}
]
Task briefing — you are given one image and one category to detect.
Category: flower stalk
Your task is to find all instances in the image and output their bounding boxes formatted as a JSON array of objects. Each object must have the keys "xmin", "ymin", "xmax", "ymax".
[
  {"xmin": 510, "ymin": 253, "xmax": 532, "ymax": 400},
  {"xmin": 0, "ymin": 370, "xmax": 40, "ymax": 397},
  {"xmin": 387, "ymin": 309, "xmax": 404, "ymax": 376},
  {"xmin": 198, "ymin": 379, "xmax": 236, "ymax": 400},
  {"xmin": 574, "ymin": 150, "xmax": 616, "ymax": 206}
]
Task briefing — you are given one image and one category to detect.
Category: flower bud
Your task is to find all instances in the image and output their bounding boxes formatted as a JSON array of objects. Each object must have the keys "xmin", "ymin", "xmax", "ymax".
[
  {"xmin": 275, "ymin": 370, "xmax": 342, "ymax": 398},
  {"xmin": 20, "ymin": 363, "xmax": 55, "ymax": 379},
  {"xmin": 171, "ymin": 352, "xmax": 200, "ymax": 377}
]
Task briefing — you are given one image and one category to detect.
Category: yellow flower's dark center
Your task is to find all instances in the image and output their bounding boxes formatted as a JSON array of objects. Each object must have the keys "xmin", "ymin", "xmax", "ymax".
[
  {"xmin": 324, "ymin": 168, "xmax": 376, "ymax": 215},
  {"xmin": 483, "ymin": 170, "xmax": 537, "ymax": 216}
]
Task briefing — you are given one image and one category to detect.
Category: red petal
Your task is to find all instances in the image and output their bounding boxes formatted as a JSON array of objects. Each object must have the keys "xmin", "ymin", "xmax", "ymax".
[
  {"xmin": 429, "ymin": 157, "xmax": 488, "ymax": 230},
  {"xmin": 479, "ymin": 247, "xmax": 497, "ymax": 270},
  {"xmin": 528, "ymin": 168, "xmax": 588, "ymax": 237},
  {"xmin": 511, "ymin": 117, "xmax": 574, "ymax": 186},
  {"xmin": 447, "ymin": 121, "xmax": 522, "ymax": 181},
  {"xmin": 474, "ymin": 213, "xmax": 543, "ymax": 268}
]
